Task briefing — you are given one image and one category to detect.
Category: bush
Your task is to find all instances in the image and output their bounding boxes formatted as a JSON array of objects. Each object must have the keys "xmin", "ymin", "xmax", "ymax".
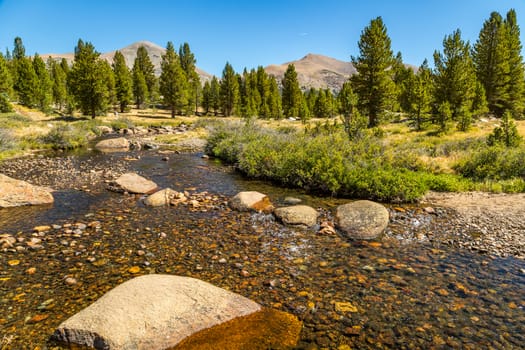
[
  {"xmin": 454, "ymin": 145, "xmax": 525, "ymax": 181},
  {"xmin": 42, "ymin": 124, "xmax": 88, "ymax": 150},
  {"xmin": 0, "ymin": 128, "xmax": 16, "ymax": 151}
]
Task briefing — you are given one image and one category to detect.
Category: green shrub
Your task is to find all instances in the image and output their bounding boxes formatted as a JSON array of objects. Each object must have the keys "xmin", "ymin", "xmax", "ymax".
[
  {"xmin": 42, "ymin": 124, "xmax": 88, "ymax": 150},
  {"xmin": 0, "ymin": 128, "xmax": 16, "ymax": 151},
  {"xmin": 454, "ymin": 145, "xmax": 525, "ymax": 180}
]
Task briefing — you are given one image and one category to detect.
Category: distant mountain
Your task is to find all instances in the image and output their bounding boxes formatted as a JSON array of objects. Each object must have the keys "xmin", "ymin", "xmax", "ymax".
[
  {"xmin": 42, "ymin": 41, "xmax": 212, "ymax": 82},
  {"xmin": 265, "ymin": 53, "xmax": 356, "ymax": 91}
]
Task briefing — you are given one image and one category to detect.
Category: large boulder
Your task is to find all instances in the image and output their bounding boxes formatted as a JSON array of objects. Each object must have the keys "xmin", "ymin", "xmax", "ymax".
[
  {"xmin": 335, "ymin": 200, "xmax": 389, "ymax": 240},
  {"xmin": 52, "ymin": 275, "xmax": 262, "ymax": 349},
  {"xmin": 143, "ymin": 188, "xmax": 175, "ymax": 206},
  {"xmin": 274, "ymin": 205, "xmax": 319, "ymax": 227},
  {"xmin": 229, "ymin": 191, "xmax": 274, "ymax": 213},
  {"xmin": 114, "ymin": 173, "xmax": 158, "ymax": 194},
  {"xmin": 0, "ymin": 174, "xmax": 54, "ymax": 208},
  {"xmin": 95, "ymin": 137, "xmax": 129, "ymax": 151}
]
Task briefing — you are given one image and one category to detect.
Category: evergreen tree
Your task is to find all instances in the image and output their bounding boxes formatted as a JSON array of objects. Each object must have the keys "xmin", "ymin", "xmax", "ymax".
[
  {"xmin": 0, "ymin": 53, "xmax": 13, "ymax": 98},
  {"xmin": 351, "ymin": 16, "xmax": 396, "ymax": 128},
  {"xmin": 14, "ymin": 57, "xmax": 38, "ymax": 107},
  {"xmin": 112, "ymin": 50, "xmax": 133, "ymax": 113},
  {"xmin": 267, "ymin": 76, "xmax": 282, "ymax": 119},
  {"xmin": 12, "ymin": 37, "xmax": 25, "ymax": 60},
  {"xmin": 281, "ymin": 64, "xmax": 302, "ymax": 118},
  {"xmin": 32, "ymin": 53, "xmax": 52, "ymax": 112},
  {"xmin": 392, "ymin": 52, "xmax": 414, "ymax": 113},
  {"xmin": 313, "ymin": 89, "xmax": 329, "ymax": 118},
  {"xmin": 68, "ymin": 39, "xmax": 110, "ymax": 118},
  {"xmin": 159, "ymin": 41, "xmax": 188, "ymax": 117},
  {"xmin": 487, "ymin": 110, "xmax": 522, "ymax": 147},
  {"xmin": 305, "ymin": 88, "xmax": 318, "ymax": 115},
  {"xmin": 338, "ymin": 81, "xmax": 367, "ymax": 139},
  {"xmin": 201, "ymin": 80, "xmax": 212, "ymax": 115},
  {"xmin": 132, "ymin": 46, "xmax": 156, "ymax": 107},
  {"xmin": 433, "ymin": 29, "xmax": 479, "ymax": 131},
  {"xmin": 406, "ymin": 59, "xmax": 433, "ymax": 130},
  {"xmin": 219, "ymin": 62, "xmax": 239, "ymax": 116},
  {"xmin": 298, "ymin": 95, "xmax": 311, "ymax": 123},
  {"xmin": 503, "ymin": 9, "xmax": 525, "ymax": 117},
  {"xmin": 256, "ymin": 66, "xmax": 270, "ymax": 118},
  {"xmin": 0, "ymin": 53, "xmax": 13, "ymax": 112},
  {"xmin": 101, "ymin": 60, "xmax": 116, "ymax": 110},
  {"xmin": 210, "ymin": 76, "xmax": 221, "ymax": 115},
  {"xmin": 240, "ymin": 68, "xmax": 260, "ymax": 118},
  {"xmin": 179, "ymin": 43, "xmax": 201, "ymax": 115},
  {"xmin": 473, "ymin": 11, "xmax": 507, "ymax": 116},
  {"xmin": 47, "ymin": 57, "xmax": 68, "ymax": 111}
]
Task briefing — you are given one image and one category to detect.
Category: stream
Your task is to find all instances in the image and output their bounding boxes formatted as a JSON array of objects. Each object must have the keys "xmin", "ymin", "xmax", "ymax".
[{"xmin": 0, "ymin": 150, "xmax": 524, "ymax": 349}]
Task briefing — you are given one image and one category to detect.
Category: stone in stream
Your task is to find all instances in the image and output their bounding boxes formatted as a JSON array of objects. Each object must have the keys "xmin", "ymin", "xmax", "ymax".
[
  {"xmin": 113, "ymin": 173, "xmax": 158, "ymax": 194},
  {"xmin": 51, "ymin": 274, "xmax": 286, "ymax": 349},
  {"xmin": 94, "ymin": 137, "xmax": 130, "ymax": 152},
  {"xmin": 229, "ymin": 191, "xmax": 274, "ymax": 213},
  {"xmin": 274, "ymin": 205, "xmax": 319, "ymax": 227},
  {"xmin": 0, "ymin": 174, "xmax": 54, "ymax": 208},
  {"xmin": 335, "ymin": 200, "xmax": 390, "ymax": 240},
  {"xmin": 143, "ymin": 188, "xmax": 176, "ymax": 207}
]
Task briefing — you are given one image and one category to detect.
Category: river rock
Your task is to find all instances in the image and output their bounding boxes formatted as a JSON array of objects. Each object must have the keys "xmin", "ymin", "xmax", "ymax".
[
  {"xmin": 114, "ymin": 173, "xmax": 158, "ymax": 194},
  {"xmin": 143, "ymin": 188, "xmax": 175, "ymax": 207},
  {"xmin": 0, "ymin": 174, "xmax": 54, "ymax": 208},
  {"xmin": 274, "ymin": 205, "xmax": 319, "ymax": 227},
  {"xmin": 96, "ymin": 125, "xmax": 113, "ymax": 135},
  {"xmin": 52, "ymin": 274, "xmax": 261, "ymax": 349},
  {"xmin": 95, "ymin": 137, "xmax": 129, "ymax": 151},
  {"xmin": 229, "ymin": 191, "xmax": 274, "ymax": 213},
  {"xmin": 335, "ymin": 200, "xmax": 389, "ymax": 240}
]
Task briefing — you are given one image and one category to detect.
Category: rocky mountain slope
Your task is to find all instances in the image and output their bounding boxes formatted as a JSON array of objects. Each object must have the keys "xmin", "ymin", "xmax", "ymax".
[{"xmin": 265, "ymin": 53, "xmax": 356, "ymax": 91}]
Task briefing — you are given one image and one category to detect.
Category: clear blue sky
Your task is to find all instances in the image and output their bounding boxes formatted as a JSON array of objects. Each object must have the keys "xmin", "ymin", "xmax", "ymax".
[{"xmin": 1, "ymin": 0, "xmax": 524, "ymax": 76}]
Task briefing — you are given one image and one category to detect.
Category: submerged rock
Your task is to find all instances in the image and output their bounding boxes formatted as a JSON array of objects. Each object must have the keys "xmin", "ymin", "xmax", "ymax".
[
  {"xmin": 229, "ymin": 191, "xmax": 274, "ymax": 213},
  {"xmin": 143, "ymin": 188, "xmax": 175, "ymax": 206},
  {"xmin": 0, "ymin": 174, "xmax": 54, "ymax": 208},
  {"xmin": 52, "ymin": 274, "xmax": 262, "ymax": 349},
  {"xmin": 113, "ymin": 173, "xmax": 158, "ymax": 194},
  {"xmin": 274, "ymin": 205, "xmax": 319, "ymax": 227},
  {"xmin": 95, "ymin": 137, "xmax": 129, "ymax": 152},
  {"xmin": 335, "ymin": 200, "xmax": 389, "ymax": 240}
]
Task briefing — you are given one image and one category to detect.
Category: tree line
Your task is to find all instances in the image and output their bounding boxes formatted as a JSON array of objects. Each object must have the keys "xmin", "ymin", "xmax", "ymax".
[{"xmin": 0, "ymin": 9, "xmax": 524, "ymax": 138}]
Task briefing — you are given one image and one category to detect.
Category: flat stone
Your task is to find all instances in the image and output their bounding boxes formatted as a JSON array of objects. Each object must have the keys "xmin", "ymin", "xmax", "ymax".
[
  {"xmin": 0, "ymin": 174, "xmax": 54, "ymax": 208},
  {"xmin": 95, "ymin": 137, "xmax": 130, "ymax": 152},
  {"xmin": 335, "ymin": 200, "xmax": 389, "ymax": 240},
  {"xmin": 52, "ymin": 274, "xmax": 261, "ymax": 349},
  {"xmin": 114, "ymin": 173, "xmax": 158, "ymax": 194},
  {"xmin": 274, "ymin": 205, "xmax": 319, "ymax": 227},
  {"xmin": 229, "ymin": 191, "xmax": 274, "ymax": 213}
]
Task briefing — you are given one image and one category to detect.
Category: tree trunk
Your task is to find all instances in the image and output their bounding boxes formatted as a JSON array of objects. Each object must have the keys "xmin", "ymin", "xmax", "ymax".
[
  {"xmin": 171, "ymin": 106, "xmax": 175, "ymax": 118},
  {"xmin": 91, "ymin": 106, "xmax": 96, "ymax": 119}
]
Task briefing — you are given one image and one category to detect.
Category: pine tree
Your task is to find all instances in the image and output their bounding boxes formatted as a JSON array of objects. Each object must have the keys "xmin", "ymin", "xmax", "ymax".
[
  {"xmin": 47, "ymin": 57, "xmax": 68, "ymax": 111},
  {"xmin": 179, "ymin": 43, "xmax": 200, "ymax": 115},
  {"xmin": 219, "ymin": 62, "xmax": 239, "ymax": 116},
  {"xmin": 101, "ymin": 60, "xmax": 116, "ymax": 110},
  {"xmin": 12, "ymin": 37, "xmax": 25, "ymax": 60},
  {"xmin": 68, "ymin": 39, "xmax": 110, "ymax": 118},
  {"xmin": 240, "ymin": 68, "xmax": 260, "ymax": 118},
  {"xmin": 256, "ymin": 66, "xmax": 270, "ymax": 118},
  {"xmin": 281, "ymin": 64, "xmax": 302, "ymax": 118},
  {"xmin": 112, "ymin": 50, "xmax": 133, "ymax": 113},
  {"xmin": 0, "ymin": 53, "xmax": 13, "ymax": 112},
  {"xmin": 433, "ymin": 29, "xmax": 479, "ymax": 131},
  {"xmin": 210, "ymin": 76, "xmax": 221, "ymax": 116},
  {"xmin": 503, "ymin": 9, "xmax": 525, "ymax": 117},
  {"xmin": 132, "ymin": 46, "xmax": 157, "ymax": 108},
  {"xmin": 338, "ymin": 81, "xmax": 367, "ymax": 139},
  {"xmin": 201, "ymin": 80, "xmax": 212, "ymax": 115},
  {"xmin": 159, "ymin": 41, "xmax": 188, "ymax": 118},
  {"xmin": 267, "ymin": 76, "xmax": 282, "ymax": 119},
  {"xmin": 351, "ymin": 16, "xmax": 396, "ymax": 128},
  {"xmin": 473, "ymin": 12, "xmax": 507, "ymax": 116},
  {"xmin": 14, "ymin": 57, "xmax": 38, "ymax": 107},
  {"xmin": 406, "ymin": 59, "xmax": 433, "ymax": 130},
  {"xmin": 487, "ymin": 110, "xmax": 522, "ymax": 147},
  {"xmin": 32, "ymin": 53, "xmax": 52, "ymax": 112}
]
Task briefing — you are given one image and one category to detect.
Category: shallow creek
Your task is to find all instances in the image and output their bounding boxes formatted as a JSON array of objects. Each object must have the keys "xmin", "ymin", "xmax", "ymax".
[{"xmin": 0, "ymin": 151, "xmax": 524, "ymax": 349}]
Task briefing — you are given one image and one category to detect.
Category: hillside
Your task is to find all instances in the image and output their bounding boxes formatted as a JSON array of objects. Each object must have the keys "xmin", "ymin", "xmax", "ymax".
[
  {"xmin": 265, "ymin": 53, "xmax": 356, "ymax": 91},
  {"xmin": 43, "ymin": 41, "xmax": 212, "ymax": 82}
]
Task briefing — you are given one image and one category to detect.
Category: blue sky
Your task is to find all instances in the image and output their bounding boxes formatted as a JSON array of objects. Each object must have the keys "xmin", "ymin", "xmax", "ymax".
[{"xmin": 0, "ymin": 0, "xmax": 524, "ymax": 76}]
